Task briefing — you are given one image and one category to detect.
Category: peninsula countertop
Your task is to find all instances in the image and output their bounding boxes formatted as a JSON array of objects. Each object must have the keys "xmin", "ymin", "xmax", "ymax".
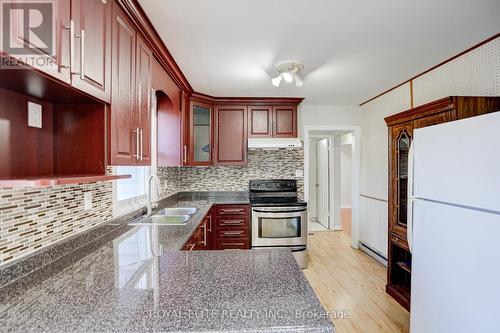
[{"xmin": 0, "ymin": 192, "xmax": 334, "ymax": 333}]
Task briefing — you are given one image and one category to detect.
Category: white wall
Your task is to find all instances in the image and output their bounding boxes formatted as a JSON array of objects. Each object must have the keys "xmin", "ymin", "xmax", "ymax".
[
  {"xmin": 308, "ymin": 137, "xmax": 318, "ymax": 220},
  {"xmin": 358, "ymin": 36, "xmax": 500, "ymax": 257},
  {"xmin": 299, "ymin": 105, "xmax": 362, "ymax": 139},
  {"xmin": 340, "ymin": 144, "xmax": 352, "ymax": 207}
]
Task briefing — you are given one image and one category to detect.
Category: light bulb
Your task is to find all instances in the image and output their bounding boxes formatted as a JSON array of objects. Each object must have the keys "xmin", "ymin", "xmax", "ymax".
[
  {"xmin": 281, "ymin": 71, "xmax": 293, "ymax": 83},
  {"xmin": 272, "ymin": 75, "xmax": 282, "ymax": 87},
  {"xmin": 295, "ymin": 74, "xmax": 303, "ymax": 87}
]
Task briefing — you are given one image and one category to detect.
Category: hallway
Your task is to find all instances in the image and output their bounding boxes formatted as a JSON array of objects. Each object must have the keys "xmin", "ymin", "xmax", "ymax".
[{"xmin": 304, "ymin": 231, "xmax": 410, "ymax": 333}]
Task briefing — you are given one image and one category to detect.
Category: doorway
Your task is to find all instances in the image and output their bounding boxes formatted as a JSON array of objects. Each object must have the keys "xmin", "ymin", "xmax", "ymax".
[
  {"xmin": 304, "ymin": 126, "xmax": 361, "ymax": 249},
  {"xmin": 340, "ymin": 134, "xmax": 353, "ymax": 238}
]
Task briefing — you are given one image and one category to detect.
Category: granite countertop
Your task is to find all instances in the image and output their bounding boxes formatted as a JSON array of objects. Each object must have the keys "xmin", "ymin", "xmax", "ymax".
[{"xmin": 0, "ymin": 192, "xmax": 334, "ymax": 333}]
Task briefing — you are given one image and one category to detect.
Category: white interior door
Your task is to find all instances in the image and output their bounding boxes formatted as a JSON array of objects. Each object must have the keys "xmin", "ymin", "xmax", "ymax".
[{"xmin": 317, "ymin": 139, "xmax": 330, "ymax": 228}]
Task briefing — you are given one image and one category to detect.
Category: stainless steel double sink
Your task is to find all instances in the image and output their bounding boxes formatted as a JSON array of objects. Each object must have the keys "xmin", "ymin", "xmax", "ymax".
[{"xmin": 130, "ymin": 207, "xmax": 198, "ymax": 226}]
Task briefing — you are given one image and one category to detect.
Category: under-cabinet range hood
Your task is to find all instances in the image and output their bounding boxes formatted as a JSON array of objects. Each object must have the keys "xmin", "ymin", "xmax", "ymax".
[{"xmin": 248, "ymin": 138, "xmax": 302, "ymax": 149}]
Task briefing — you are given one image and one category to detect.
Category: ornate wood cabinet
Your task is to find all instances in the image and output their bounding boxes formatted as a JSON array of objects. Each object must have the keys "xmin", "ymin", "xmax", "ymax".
[{"xmin": 385, "ymin": 96, "xmax": 500, "ymax": 311}]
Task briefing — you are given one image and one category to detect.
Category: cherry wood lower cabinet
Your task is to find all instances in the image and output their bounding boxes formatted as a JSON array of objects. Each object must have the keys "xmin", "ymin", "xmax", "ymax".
[
  {"xmin": 214, "ymin": 204, "xmax": 251, "ymax": 250},
  {"xmin": 384, "ymin": 96, "xmax": 500, "ymax": 311},
  {"xmin": 181, "ymin": 204, "xmax": 251, "ymax": 251}
]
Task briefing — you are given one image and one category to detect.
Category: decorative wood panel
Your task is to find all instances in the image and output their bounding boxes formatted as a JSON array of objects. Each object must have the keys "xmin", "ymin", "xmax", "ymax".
[
  {"xmin": 157, "ymin": 91, "xmax": 181, "ymax": 166},
  {"xmin": 53, "ymin": 103, "xmax": 106, "ymax": 175},
  {"xmin": 0, "ymin": 87, "xmax": 54, "ymax": 178}
]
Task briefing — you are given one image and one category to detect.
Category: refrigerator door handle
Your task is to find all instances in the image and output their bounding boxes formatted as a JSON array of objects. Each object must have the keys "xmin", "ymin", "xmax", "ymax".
[{"xmin": 407, "ymin": 142, "xmax": 415, "ymax": 253}]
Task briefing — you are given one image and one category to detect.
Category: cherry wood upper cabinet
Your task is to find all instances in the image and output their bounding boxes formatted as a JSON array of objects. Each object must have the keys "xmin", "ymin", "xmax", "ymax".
[
  {"xmin": 214, "ymin": 106, "xmax": 247, "ymax": 165},
  {"xmin": 273, "ymin": 106, "xmax": 297, "ymax": 137},
  {"xmin": 135, "ymin": 35, "xmax": 153, "ymax": 166},
  {"xmin": 71, "ymin": 0, "xmax": 111, "ymax": 103},
  {"xmin": 110, "ymin": 3, "xmax": 136, "ymax": 165},
  {"xmin": 248, "ymin": 106, "xmax": 273, "ymax": 138},
  {"xmin": 248, "ymin": 105, "xmax": 298, "ymax": 138},
  {"xmin": 188, "ymin": 101, "xmax": 213, "ymax": 166}
]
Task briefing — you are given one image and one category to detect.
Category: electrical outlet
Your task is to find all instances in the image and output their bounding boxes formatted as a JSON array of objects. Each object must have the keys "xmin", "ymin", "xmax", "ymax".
[
  {"xmin": 295, "ymin": 169, "xmax": 304, "ymax": 178},
  {"xmin": 28, "ymin": 102, "xmax": 42, "ymax": 128},
  {"xmin": 84, "ymin": 192, "xmax": 92, "ymax": 211}
]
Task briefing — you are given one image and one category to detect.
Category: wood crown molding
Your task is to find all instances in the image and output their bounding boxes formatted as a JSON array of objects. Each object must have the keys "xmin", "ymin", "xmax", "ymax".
[
  {"xmin": 360, "ymin": 33, "xmax": 500, "ymax": 107},
  {"xmin": 384, "ymin": 96, "xmax": 454, "ymax": 126},
  {"xmin": 190, "ymin": 92, "xmax": 304, "ymax": 106},
  {"xmin": 117, "ymin": 0, "xmax": 193, "ymax": 94}
]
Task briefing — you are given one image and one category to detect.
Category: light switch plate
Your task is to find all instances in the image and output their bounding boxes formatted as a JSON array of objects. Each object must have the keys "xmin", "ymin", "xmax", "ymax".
[
  {"xmin": 28, "ymin": 102, "xmax": 42, "ymax": 128},
  {"xmin": 84, "ymin": 192, "xmax": 92, "ymax": 211},
  {"xmin": 295, "ymin": 169, "xmax": 304, "ymax": 178}
]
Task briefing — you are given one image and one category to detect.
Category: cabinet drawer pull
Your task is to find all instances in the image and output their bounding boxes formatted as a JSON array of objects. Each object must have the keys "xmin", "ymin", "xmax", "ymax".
[
  {"xmin": 183, "ymin": 145, "xmax": 187, "ymax": 164},
  {"xmin": 188, "ymin": 243, "xmax": 195, "ymax": 251},
  {"xmin": 61, "ymin": 20, "xmax": 74, "ymax": 70},
  {"xmin": 221, "ymin": 209, "xmax": 244, "ymax": 214},
  {"xmin": 222, "ymin": 243, "xmax": 244, "ymax": 246},
  {"xmin": 221, "ymin": 220, "xmax": 244, "ymax": 225},
  {"xmin": 222, "ymin": 231, "xmax": 243, "ymax": 236}
]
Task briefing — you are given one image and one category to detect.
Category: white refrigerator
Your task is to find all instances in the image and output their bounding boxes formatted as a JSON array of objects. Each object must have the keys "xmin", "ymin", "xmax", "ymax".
[{"xmin": 408, "ymin": 111, "xmax": 500, "ymax": 333}]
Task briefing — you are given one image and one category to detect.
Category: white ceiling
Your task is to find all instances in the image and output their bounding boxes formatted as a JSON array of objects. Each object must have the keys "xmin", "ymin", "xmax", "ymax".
[{"xmin": 138, "ymin": 0, "xmax": 500, "ymax": 105}]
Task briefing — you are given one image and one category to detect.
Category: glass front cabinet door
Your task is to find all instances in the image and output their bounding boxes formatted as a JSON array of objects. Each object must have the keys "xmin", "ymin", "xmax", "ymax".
[
  {"xmin": 189, "ymin": 102, "xmax": 213, "ymax": 165},
  {"xmin": 391, "ymin": 123, "xmax": 413, "ymax": 240}
]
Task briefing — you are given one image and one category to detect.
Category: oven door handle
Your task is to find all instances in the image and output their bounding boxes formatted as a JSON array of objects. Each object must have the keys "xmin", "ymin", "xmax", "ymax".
[{"xmin": 252, "ymin": 207, "xmax": 307, "ymax": 213}]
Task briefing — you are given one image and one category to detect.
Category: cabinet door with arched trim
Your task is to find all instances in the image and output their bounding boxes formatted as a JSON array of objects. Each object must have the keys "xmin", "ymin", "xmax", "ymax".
[{"xmin": 389, "ymin": 122, "xmax": 413, "ymax": 240}]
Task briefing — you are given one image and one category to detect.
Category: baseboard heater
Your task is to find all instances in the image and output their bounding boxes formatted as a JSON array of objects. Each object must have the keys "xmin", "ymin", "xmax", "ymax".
[{"xmin": 359, "ymin": 242, "xmax": 388, "ymax": 267}]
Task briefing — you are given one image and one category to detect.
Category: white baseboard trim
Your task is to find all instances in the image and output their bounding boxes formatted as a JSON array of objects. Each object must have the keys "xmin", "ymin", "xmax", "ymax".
[
  {"xmin": 332, "ymin": 225, "xmax": 342, "ymax": 231},
  {"xmin": 341, "ymin": 205, "xmax": 352, "ymax": 209},
  {"xmin": 359, "ymin": 241, "xmax": 387, "ymax": 267}
]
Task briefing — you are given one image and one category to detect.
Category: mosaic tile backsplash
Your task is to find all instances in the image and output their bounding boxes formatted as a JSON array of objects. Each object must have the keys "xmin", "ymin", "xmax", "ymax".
[
  {"xmin": 0, "ymin": 182, "xmax": 113, "ymax": 265},
  {"xmin": 177, "ymin": 148, "xmax": 304, "ymax": 199}
]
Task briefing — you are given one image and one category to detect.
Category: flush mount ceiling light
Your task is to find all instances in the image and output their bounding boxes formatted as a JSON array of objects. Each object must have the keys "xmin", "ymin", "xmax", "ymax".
[{"xmin": 271, "ymin": 62, "xmax": 304, "ymax": 87}]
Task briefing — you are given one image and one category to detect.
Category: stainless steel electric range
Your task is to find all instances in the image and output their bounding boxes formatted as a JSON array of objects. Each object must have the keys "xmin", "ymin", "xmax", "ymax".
[{"xmin": 249, "ymin": 179, "xmax": 308, "ymax": 251}]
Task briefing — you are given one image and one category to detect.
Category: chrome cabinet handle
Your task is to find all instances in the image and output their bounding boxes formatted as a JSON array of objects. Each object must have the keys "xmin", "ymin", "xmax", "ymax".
[
  {"xmin": 203, "ymin": 223, "xmax": 207, "ymax": 246},
  {"xmin": 61, "ymin": 20, "xmax": 74, "ymax": 70},
  {"xmin": 139, "ymin": 128, "xmax": 143, "ymax": 161},
  {"xmin": 188, "ymin": 243, "xmax": 195, "ymax": 251},
  {"xmin": 208, "ymin": 215, "xmax": 212, "ymax": 232},
  {"xmin": 221, "ymin": 220, "xmax": 244, "ymax": 225},
  {"xmin": 71, "ymin": 27, "xmax": 84, "ymax": 76},
  {"xmin": 68, "ymin": 20, "xmax": 76, "ymax": 72},
  {"xmin": 222, "ymin": 231, "xmax": 243, "ymax": 236},
  {"xmin": 80, "ymin": 29, "xmax": 85, "ymax": 79},
  {"xmin": 133, "ymin": 127, "xmax": 140, "ymax": 160},
  {"xmin": 183, "ymin": 145, "xmax": 187, "ymax": 164},
  {"xmin": 221, "ymin": 209, "xmax": 244, "ymax": 214}
]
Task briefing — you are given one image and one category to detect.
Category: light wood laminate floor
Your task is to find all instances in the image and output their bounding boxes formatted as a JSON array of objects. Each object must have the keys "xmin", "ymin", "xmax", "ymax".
[{"xmin": 303, "ymin": 231, "xmax": 409, "ymax": 333}]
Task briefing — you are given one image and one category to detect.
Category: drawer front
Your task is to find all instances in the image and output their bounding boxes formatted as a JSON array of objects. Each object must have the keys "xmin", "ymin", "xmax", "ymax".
[
  {"xmin": 216, "ymin": 216, "xmax": 249, "ymax": 228},
  {"xmin": 217, "ymin": 228, "xmax": 248, "ymax": 239},
  {"xmin": 215, "ymin": 204, "xmax": 249, "ymax": 216},
  {"xmin": 391, "ymin": 233, "xmax": 409, "ymax": 251},
  {"xmin": 216, "ymin": 239, "xmax": 250, "ymax": 250}
]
